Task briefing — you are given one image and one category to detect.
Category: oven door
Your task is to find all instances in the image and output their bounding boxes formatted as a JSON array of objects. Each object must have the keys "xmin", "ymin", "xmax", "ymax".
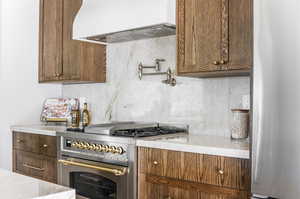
[{"xmin": 58, "ymin": 157, "xmax": 129, "ymax": 199}]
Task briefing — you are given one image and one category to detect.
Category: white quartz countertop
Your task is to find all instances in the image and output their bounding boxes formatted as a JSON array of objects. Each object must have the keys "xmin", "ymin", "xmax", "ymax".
[
  {"xmin": 0, "ymin": 169, "xmax": 75, "ymax": 199},
  {"xmin": 136, "ymin": 133, "xmax": 250, "ymax": 159},
  {"xmin": 10, "ymin": 125, "xmax": 66, "ymax": 136}
]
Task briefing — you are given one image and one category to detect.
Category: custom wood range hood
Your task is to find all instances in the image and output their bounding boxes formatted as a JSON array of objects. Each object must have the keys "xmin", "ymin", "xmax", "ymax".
[{"xmin": 73, "ymin": 0, "xmax": 176, "ymax": 44}]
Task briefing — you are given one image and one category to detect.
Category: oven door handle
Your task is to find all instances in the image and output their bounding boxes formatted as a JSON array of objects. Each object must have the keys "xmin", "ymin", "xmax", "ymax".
[{"xmin": 58, "ymin": 159, "xmax": 128, "ymax": 176}]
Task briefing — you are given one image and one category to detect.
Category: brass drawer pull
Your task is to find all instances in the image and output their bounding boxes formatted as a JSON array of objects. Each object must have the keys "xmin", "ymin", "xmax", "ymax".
[
  {"xmin": 58, "ymin": 159, "xmax": 127, "ymax": 176},
  {"xmin": 23, "ymin": 164, "xmax": 45, "ymax": 171},
  {"xmin": 43, "ymin": 144, "xmax": 48, "ymax": 148},
  {"xmin": 153, "ymin": 161, "xmax": 159, "ymax": 165}
]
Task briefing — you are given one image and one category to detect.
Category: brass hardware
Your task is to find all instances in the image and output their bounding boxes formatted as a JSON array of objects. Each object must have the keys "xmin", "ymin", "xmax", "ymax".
[
  {"xmin": 103, "ymin": 145, "xmax": 109, "ymax": 153},
  {"xmin": 43, "ymin": 144, "xmax": 48, "ymax": 148},
  {"xmin": 220, "ymin": 60, "xmax": 227, "ymax": 65},
  {"xmin": 116, "ymin": 147, "xmax": 124, "ymax": 154},
  {"xmin": 71, "ymin": 142, "xmax": 77, "ymax": 147},
  {"xmin": 89, "ymin": 144, "xmax": 96, "ymax": 150},
  {"xmin": 17, "ymin": 139, "xmax": 23, "ymax": 143},
  {"xmin": 109, "ymin": 146, "xmax": 117, "ymax": 153},
  {"xmin": 23, "ymin": 164, "xmax": 45, "ymax": 171},
  {"xmin": 217, "ymin": 169, "xmax": 224, "ymax": 175},
  {"xmin": 213, "ymin": 61, "xmax": 220, "ymax": 65},
  {"xmin": 95, "ymin": 144, "xmax": 101, "ymax": 151},
  {"xmin": 58, "ymin": 159, "xmax": 127, "ymax": 176},
  {"xmin": 153, "ymin": 161, "xmax": 159, "ymax": 165}
]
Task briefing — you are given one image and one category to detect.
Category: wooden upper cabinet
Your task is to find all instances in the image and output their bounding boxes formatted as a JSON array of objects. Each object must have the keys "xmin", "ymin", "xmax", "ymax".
[
  {"xmin": 177, "ymin": 0, "xmax": 253, "ymax": 77},
  {"xmin": 39, "ymin": 0, "xmax": 63, "ymax": 81},
  {"xmin": 39, "ymin": 0, "xmax": 106, "ymax": 83}
]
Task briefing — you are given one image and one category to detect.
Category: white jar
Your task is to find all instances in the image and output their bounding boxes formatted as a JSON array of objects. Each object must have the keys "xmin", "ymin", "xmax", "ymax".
[{"xmin": 230, "ymin": 109, "xmax": 249, "ymax": 139}]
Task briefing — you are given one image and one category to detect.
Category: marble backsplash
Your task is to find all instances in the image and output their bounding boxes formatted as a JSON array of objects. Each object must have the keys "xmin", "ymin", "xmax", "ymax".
[{"xmin": 63, "ymin": 36, "xmax": 250, "ymax": 137}]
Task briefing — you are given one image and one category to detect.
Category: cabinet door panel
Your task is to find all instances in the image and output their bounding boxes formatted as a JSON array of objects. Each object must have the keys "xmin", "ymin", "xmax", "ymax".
[
  {"xmin": 228, "ymin": 0, "xmax": 252, "ymax": 70},
  {"xmin": 39, "ymin": 0, "xmax": 63, "ymax": 81},
  {"xmin": 62, "ymin": 0, "xmax": 81, "ymax": 81},
  {"xmin": 178, "ymin": 0, "xmax": 222, "ymax": 74}
]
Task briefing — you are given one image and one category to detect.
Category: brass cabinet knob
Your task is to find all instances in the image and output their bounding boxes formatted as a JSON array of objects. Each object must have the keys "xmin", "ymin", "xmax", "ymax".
[
  {"xmin": 220, "ymin": 60, "xmax": 228, "ymax": 65},
  {"xmin": 213, "ymin": 61, "xmax": 220, "ymax": 65},
  {"xmin": 217, "ymin": 169, "xmax": 225, "ymax": 175},
  {"xmin": 43, "ymin": 144, "xmax": 48, "ymax": 148},
  {"xmin": 17, "ymin": 139, "xmax": 23, "ymax": 143},
  {"xmin": 153, "ymin": 161, "xmax": 159, "ymax": 165}
]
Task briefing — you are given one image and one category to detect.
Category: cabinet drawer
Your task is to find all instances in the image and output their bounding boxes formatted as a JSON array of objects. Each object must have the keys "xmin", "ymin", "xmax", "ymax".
[
  {"xmin": 139, "ymin": 174, "xmax": 249, "ymax": 199},
  {"xmin": 13, "ymin": 132, "xmax": 40, "ymax": 153},
  {"xmin": 138, "ymin": 147, "xmax": 250, "ymax": 191},
  {"xmin": 13, "ymin": 132, "xmax": 57, "ymax": 157},
  {"xmin": 13, "ymin": 150, "xmax": 57, "ymax": 183}
]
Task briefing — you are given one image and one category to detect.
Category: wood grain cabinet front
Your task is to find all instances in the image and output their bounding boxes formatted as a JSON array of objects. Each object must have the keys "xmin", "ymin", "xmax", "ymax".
[
  {"xmin": 39, "ymin": 0, "xmax": 106, "ymax": 83},
  {"xmin": 13, "ymin": 150, "xmax": 57, "ymax": 183},
  {"xmin": 12, "ymin": 132, "xmax": 58, "ymax": 183},
  {"xmin": 138, "ymin": 147, "xmax": 251, "ymax": 199},
  {"xmin": 176, "ymin": 0, "xmax": 253, "ymax": 77}
]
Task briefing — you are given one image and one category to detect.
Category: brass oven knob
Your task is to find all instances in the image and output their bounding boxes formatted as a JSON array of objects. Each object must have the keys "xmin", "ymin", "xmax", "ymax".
[
  {"xmin": 103, "ymin": 145, "xmax": 109, "ymax": 153},
  {"xmin": 109, "ymin": 146, "xmax": 117, "ymax": 153},
  {"xmin": 84, "ymin": 143, "xmax": 90, "ymax": 150},
  {"xmin": 94, "ymin": 144, "xmax": 101, "ymax": 151},
  {"xmin": 89, "ymin": 144, "xmax": 96, "ymax": 150},
  {"xmin": 78, "ymin": 142, "xmax": 85, "ymax": 149},
  {"xmin": 116, "ymin": 147, "xmax": 124, "ymax": 154},
  {"xmin": 71, "ymin": 142, "xmax": 77, "ymax": 147}
]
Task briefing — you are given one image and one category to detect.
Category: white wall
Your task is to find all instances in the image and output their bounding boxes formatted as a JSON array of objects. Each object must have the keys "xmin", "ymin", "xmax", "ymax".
[
  {"xmin": 63, "ymin": 36, "xmax": 250, "ymax": 137},
  {"xmin": 0, "ymin": 0, "xmax": 62, "ymax": 170}
]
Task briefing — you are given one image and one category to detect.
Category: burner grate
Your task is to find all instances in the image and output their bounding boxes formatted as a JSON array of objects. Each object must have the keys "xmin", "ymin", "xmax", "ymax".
[{"xmin": 111, "ymin": 126, "xmax": 186, "ymax": 138}]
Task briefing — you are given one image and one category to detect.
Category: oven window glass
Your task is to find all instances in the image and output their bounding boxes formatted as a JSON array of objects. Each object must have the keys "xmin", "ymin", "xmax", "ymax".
[{"xmin": 70, "ymin": 172, "xmax": 117, "ymax": 199}]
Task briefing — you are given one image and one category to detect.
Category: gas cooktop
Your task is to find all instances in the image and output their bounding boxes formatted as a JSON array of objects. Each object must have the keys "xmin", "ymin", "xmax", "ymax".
[{"xmin": 67, "ymin": 122, "xmax": 188, "ymax": 138}]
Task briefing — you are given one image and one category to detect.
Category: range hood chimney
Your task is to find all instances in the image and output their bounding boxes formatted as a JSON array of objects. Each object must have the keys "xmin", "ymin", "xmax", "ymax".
[{"xmin": 73, "ymin": 0, "xmax": 176, "ymax": 44}]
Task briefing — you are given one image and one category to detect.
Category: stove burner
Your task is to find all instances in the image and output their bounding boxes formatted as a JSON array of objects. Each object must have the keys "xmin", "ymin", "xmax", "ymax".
[{"xmin": 111, "ymin": 126, "xmax": 186, "ymax": 137}]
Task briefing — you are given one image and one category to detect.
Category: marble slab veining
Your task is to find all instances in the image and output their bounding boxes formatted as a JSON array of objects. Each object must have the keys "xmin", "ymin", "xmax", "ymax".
[
  {"xmin": 62, "ymin": 36, "xmax": 251, "ymax": 138},
  {"xmin": 0, "ymin": 169, "xmax": 75, "ymax": 199},
  {"xmin": 136, "ymin": 133, "xmax": 250, "ymax": 159},
  {"xmin": 10, "ymin": 125, "xmax": 66, "ymax": 136}
]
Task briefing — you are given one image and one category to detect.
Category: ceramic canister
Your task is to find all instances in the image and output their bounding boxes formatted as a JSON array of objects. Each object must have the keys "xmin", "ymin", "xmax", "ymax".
[{"xmin": 230, "ymin": 109, "xmax": 250, "ymax": 139}]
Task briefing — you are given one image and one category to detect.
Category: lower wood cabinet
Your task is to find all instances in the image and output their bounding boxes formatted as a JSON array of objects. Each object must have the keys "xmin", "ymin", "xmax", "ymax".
[
  {"xmin": 12, "ymin": 131, "xmax": 57, "ymax": 183},
  {"xmin": 13, "ymin": 150, "xmax": 57, "ymax": 183},
  {"xmin": 138, "ymin": 147, "xmax": 251, "ymax": 199}
]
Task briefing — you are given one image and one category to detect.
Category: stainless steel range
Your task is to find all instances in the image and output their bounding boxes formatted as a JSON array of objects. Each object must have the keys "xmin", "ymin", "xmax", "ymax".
[{"xmin": 57, "ymin": 122, "xmax": 188, "ymax": 199}]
